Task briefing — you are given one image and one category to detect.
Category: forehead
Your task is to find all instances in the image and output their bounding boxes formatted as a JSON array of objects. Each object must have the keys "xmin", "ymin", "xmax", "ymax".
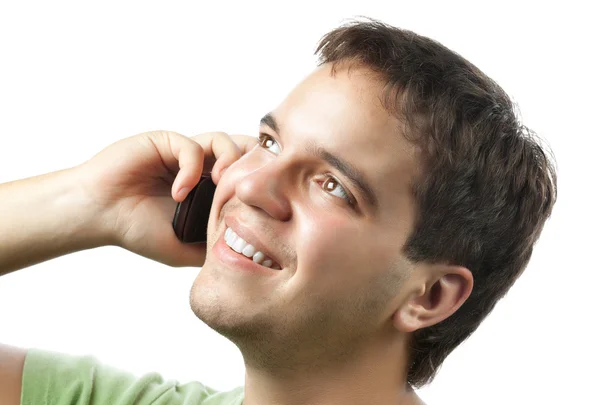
[{"xmin": 270, "ymin": 63, "xmax": 418, "ymax": 215}]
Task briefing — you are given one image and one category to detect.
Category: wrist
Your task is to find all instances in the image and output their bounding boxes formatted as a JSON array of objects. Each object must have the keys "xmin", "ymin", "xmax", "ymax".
[
  {"xmin": 68, "ymin": 164, "xmax": 119, "ymax": 249},
  {"xmin": 0, "ymin": 166, "xmax": 116, "ymax": 275}
]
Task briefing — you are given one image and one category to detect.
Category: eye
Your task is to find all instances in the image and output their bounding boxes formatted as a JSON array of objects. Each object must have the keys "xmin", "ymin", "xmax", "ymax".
[
  {"xmin": 258, "ymin": 133, "xmax": 281, "ymax": 154},
  {"xmin": 321, "ymin": 177, "xmax": 355, "ymax": 206},
  {"xmin": 257, "ymin": 133, "xmax": 356, "ymax": 207}
]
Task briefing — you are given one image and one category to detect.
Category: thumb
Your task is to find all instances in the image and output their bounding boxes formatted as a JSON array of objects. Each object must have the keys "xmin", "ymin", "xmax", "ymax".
[
  {"xmin": 165, "ymin": 243, "xmax": 208, "ymax": 268},
  {"xmin": 142, "ymin": 224, "xmax": 208, "ymax": 268}
]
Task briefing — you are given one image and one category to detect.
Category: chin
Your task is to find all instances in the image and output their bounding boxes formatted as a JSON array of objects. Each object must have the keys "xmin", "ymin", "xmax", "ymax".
[{"xmin": 188, "ymin": 269, "xmax": 272, "ymax": 344}]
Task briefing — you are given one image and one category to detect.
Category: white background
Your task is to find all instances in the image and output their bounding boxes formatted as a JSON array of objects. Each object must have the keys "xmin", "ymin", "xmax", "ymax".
[{"xmin": 0, "ymin": 1, "xmax": 598, "ymax": 404}]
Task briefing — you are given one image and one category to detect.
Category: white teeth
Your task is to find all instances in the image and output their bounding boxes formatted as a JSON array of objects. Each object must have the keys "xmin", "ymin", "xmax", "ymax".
[
  {"xmin": 232, "ymin": 238, "xmax": 246, "ymax": 253},
  {"xmin": 242, "ymin": 244, "xmax": 257, "ymax": 257},
  {"xmin": 252, "ymin": 251, "xmax": 265, "ymax": 263},
  {"xmin": 224, "ymin": 226, "xmax": 280, "ymax": 269}
]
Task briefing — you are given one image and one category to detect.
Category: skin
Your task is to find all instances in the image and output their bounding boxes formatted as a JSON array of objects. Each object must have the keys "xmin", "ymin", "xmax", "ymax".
[
  {"xmin": 0, "ymin": 55, "xmax": 474, "ymax": 404},
  {"xmin": 190, "ymin": 62, "xmax": 473, "ymax": 405}
]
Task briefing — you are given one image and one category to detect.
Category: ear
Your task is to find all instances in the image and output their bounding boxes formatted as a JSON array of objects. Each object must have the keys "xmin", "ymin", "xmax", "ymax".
[{"xmin": 392, "ymin": 266, "xmax": 473, "ymax": 333}]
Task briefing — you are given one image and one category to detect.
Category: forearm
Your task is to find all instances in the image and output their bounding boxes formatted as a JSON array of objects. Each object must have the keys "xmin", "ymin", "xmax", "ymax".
[{"xmin": 0, "ymin": 167, "xmax": 112, "ymax": 276}]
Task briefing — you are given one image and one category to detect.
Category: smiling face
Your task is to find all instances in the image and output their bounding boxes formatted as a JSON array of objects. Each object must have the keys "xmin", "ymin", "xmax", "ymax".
[{"xmin": 190, "ymin": 62, "xmax": 422, "ymax": 369}]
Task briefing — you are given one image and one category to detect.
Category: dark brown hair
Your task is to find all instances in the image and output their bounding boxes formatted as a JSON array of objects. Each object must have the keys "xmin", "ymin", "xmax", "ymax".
[{"xmin": 315, "ymin": 17, "xmax": 557, "ymax": 388}]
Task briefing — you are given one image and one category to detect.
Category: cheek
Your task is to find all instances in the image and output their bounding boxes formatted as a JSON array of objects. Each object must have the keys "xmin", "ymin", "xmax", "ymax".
[{"xmin": 293, "ymin": 214, "xmax": 387, "ymax": 294}]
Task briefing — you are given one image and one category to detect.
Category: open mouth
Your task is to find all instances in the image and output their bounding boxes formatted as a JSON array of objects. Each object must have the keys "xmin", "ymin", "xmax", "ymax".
[{"xmin": 224, "ymin": 226, "xmax": 282, "ymax": 270}]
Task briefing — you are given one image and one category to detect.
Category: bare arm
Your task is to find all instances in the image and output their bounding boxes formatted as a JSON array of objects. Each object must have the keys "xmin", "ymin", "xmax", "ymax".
[
  {"xmin": 0, "ymin": 343, "xmax": 26, "ymax": 405},
  {"xmin": 0, "ymin": 167, "xmax": 111, "ymax": 405},
  {"xmin": 0, "ymin": 167, "xmax": 111, "ymax": 277},
  {"xmin": 0, "ymin": 131, "xmax": 255, "ymax": 405}
]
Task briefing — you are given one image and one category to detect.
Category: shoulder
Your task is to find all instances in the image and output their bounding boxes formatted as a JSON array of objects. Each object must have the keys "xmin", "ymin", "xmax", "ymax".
[{"xmin": 21, "ymin": 348, "xmax": 239, "ymax": 405}]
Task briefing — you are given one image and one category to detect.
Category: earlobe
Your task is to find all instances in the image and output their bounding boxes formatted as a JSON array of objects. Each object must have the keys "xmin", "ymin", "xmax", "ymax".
[
  {"xmin": 393, "ymin": 266, "xmax": 473, "ymax": 333},
  {"xmin": 393, "ymin": 304, "xmax": 422, "ymax": 333}
]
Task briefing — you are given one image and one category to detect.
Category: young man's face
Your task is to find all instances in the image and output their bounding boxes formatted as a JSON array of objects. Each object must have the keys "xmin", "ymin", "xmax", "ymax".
[{"xmin": 191, "ymin": 62, "xmax": 421, "ymax": 367}]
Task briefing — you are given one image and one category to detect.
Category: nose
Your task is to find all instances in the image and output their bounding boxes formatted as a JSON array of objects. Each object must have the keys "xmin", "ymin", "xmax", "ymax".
[{"xmin": 235, "ymin": 158, "xmax": 293, "ymax": 221}]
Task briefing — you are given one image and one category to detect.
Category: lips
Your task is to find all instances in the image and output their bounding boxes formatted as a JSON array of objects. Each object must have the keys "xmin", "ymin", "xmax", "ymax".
[
  {"xmin": 224, "ymin": 215, "xmax": 283, "ymax": 270},
  {"xmin": 224, "ymin": 226, "xmax": 282, "ymax": 269}
]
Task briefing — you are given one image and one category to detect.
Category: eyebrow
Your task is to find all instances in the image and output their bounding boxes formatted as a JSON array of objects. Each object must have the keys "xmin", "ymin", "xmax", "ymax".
[{"xmin": 260, "ymin": 113, "xmax": 379, "ymax": 210}]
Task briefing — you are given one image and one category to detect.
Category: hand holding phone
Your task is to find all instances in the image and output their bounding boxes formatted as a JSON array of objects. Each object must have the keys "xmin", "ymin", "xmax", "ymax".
[
  {"xmin": 172, "ymin": 174, "xmax": 217, "ymax": 244},
  {"xmin": 76, "ymin": 131, "xmax": 256, "ymax": 267}
]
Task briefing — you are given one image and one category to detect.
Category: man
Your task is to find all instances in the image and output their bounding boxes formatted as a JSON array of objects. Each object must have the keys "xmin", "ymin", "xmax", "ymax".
[{"xmin": 0, "ymin": 18, "xmax": 556, "ymax": 405}]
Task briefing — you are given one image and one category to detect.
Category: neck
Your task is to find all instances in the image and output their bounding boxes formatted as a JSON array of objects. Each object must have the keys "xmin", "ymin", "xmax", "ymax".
[{"xmin": 240, "ymin": 330, "xmax": 420, "ymax": 405}]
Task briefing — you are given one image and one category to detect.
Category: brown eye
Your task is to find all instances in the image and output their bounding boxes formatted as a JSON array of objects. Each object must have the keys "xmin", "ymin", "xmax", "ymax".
[
  {"xmin": 258, "ymin": 133, "xmax": 355, "ymax": 208},
  {"xmin": 322, "ymin": 177, "xmax": 354, "ymax": 206},
  {"xmin": 258, "ymin": 133, "xmax": 281, "ymax": 154}
]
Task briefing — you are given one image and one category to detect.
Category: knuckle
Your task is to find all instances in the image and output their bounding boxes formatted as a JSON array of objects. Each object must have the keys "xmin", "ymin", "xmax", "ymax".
[{"xmin": 218, "ymin": 133, "xmax": 242, "ymax": 154}]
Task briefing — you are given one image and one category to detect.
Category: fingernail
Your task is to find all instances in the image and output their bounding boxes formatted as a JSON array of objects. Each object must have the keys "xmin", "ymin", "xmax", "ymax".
[{"xmin": 177, "ymin": 187, "xmax": 190, "ymax": 199}]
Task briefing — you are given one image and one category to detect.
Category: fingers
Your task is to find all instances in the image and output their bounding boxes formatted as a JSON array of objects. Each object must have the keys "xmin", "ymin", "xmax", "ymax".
[
  {"xmin": 172, "ymin": 142, "xmax": 205, "ymax": 202},
  {"xmin": 190, "ymin": 132, "xmax": 257, "ymax": 184},
  {"xmin": 212, "ymin": 134, "xmax": 259, "ymax": 183},
  {"xmin": 144, "ymin": 131, "xmax": 205, "ymax": 202},
  {"xmin": 206, "ymin": 132, "xmax": 241, "ymax": 184},
  {"xmin": 147, "ymin": 131, "xmax": 258, "ymax": 202},
  {"xmin": 229, "ymin": 134, "xmax": 259, "ymax": 155}
]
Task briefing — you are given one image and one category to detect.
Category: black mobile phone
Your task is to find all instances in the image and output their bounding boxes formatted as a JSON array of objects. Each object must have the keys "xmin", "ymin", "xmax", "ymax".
[{"xmin": 172, "ymin": 174, "xmax": 216, "ymax": 243}]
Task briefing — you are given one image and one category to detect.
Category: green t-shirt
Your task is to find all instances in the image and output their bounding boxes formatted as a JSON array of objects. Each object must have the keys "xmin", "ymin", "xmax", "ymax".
[{"xmin": 21, "ymin": 348, "xmax": 244, "ymax": 405}]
